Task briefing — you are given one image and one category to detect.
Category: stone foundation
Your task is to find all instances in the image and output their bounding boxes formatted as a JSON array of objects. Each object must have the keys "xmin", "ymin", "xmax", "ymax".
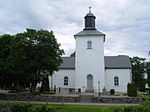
[
  {"xmin": 93, "ymin": 96, "xmax": 150, "ymax": 103},
  {"xmin": 0, "ymin": 93, "xmax": 80, "ymax": 102},
  {"xmin": 1, "ymin": 93, "xmax": 150, "ymax": 103}
]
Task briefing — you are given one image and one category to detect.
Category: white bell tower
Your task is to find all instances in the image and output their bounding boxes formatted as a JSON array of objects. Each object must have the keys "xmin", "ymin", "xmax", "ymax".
[{"xmin": 74, "ymin": 8, "xmax": 106, "ymax": 92}]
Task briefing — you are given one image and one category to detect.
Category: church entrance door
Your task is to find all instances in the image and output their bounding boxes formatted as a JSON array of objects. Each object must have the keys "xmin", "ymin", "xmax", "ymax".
[{"xmin": 87, "ymin": 74, "xmax": 94, "ymax": 92}]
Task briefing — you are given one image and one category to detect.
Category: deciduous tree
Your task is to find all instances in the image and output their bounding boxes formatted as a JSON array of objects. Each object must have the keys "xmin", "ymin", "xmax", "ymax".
[
  {"xmin": 0, "ymin": 34, "xmax": 14, "ymax": 88},
  {"xmin": 12, "ymin": 29, "xmax": 64, "ymax": 92},
  {"xmin": 130, "ymin": 56, "xmax": 146, "ymax": 91},
  {"xmin": 0, "ymin": 29, "xmax": 64, "ymax": 93},
  {"xmin": 146, "ymin": 62, "xmax": 150, "ymax": 87}
]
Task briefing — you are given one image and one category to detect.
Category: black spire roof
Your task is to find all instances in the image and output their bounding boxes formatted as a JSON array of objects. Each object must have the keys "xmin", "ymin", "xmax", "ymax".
[
  {"xmin": 84, "ymin": 7, "xmax": 96, "ymax": 30},
  {"xmin": 74, "ymin": 7, "xmax": 105, "ymax": 40}
]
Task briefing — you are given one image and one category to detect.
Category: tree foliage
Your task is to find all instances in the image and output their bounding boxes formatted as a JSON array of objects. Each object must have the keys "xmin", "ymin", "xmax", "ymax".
[
  {"xmin": 146, "ymin": 62, "xmax": 150, "ymax": 87},
  {"xmin": 0, "ymin": 29, "xmax": 64, "ymax": 92},
  {"xmin": 0, "ymin": 34, "xmax": 14, "ymax": 88},
  {"xmin": 130, "ymin": 56, "xmax": 146, "ymax": 91},
  {"xmin": 127, "ymin": 82, "xmax": 137, "ymax": 97},
  {"xmin": 70, "ymin": 51, "xmax": 75, "ymax": 57}
]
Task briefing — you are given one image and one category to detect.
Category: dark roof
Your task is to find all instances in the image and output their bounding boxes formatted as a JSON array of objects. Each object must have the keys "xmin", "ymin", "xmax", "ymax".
[
  {"xmin": 104, "ymin": 56, "xmax": 131, "ymax": 69},
  {"xmin": 59, "ymin": 56, "xmax": 131, "ymax": 70},
  {"xmin": 74, "ymin": 30, "xmax": 105, "ymax": 37},
  {"xmin": 85, "ymin": 12, "xmax": 95, "ymax": 17},
  {"xmin": 59, "ymin": 57, "xmax": 75, "ymax": 69}
]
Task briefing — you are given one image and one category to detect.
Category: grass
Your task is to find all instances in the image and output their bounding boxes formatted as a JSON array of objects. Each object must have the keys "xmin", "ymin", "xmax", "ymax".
[
  {"xmin": 139, "ymin": 93, "xmax": 150, "ymax": 98},
  {"xmin": 1, "ymin": 101, "xmax": 150, "ymax": 112},
  {"xmin": 52, "ymin": 104, "xmax": 125, "ymax": 112},
  {"xmin": 0, "ymin": 102, "xmax": 133, "ymax": 112},
  {"xmin": 41, "ymin": 90, "xmax": 56, "ymax": 94},
  {"xmin": 33, "ymin": 90, "xmax": 56, "ymax": 95}
]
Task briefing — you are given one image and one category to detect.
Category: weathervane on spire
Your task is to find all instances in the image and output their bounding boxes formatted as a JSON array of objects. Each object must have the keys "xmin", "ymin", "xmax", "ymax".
[{"xmin": 89, "ymin": 6, "xmax": 92, "ymax": 13}]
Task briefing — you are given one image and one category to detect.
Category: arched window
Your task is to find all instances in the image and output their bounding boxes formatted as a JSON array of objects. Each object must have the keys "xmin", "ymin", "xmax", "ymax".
[
  {"xmin": 114, "ymin": 76, "xmax": 119, "ymax": 86},
  {"xmin": 87, "ymin": 41, "xmax": 92, "ymax": 49},
  {"xmin": 64, "ymin": 76, "xmax": 68, "ymax": 85}
]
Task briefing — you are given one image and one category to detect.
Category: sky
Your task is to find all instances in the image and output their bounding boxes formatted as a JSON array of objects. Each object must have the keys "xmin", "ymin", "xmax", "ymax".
[{"xmin": 0, "ymin": 0, "xmax": 150, "ymax": 61}]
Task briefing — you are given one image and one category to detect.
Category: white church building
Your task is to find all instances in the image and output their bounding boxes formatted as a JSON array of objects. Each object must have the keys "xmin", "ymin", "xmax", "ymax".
[{"xmin": 49, "ymin": 10, "xmax": 132, "ymax": 93}]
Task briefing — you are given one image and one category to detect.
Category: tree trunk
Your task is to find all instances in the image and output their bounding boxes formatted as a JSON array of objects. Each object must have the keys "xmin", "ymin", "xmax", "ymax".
[
  {"xmin": 40, "ymin": 75, "xmax": 50, "ymax": 92},
  {"xmin": 30, "ymin": 82, "xmax": 37, "ymax": 93}
]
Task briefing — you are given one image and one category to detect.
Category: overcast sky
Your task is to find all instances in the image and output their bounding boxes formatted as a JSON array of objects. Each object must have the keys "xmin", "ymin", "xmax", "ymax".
[{"xmin": 0, "ymin": 0, "xmax": 150, "ymax": 60}]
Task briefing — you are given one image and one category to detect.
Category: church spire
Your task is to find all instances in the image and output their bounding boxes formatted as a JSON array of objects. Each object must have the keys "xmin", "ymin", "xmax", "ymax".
[
  {"xmin": 84, "ymin": 7, "xmax": 96, "ymax": 30},
  {"xmin": 89, "ymin": 6, "xmax": 91, "ymax": 13}
]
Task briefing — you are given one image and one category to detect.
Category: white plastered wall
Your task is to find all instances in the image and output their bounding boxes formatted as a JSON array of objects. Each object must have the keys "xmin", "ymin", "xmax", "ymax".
[
  {"xmin": 49, "ymin": 69, "xmax": 75, "ymax": 89},
  {"xmin": 75, "ymin": 35, "xmax": 105, "ymax": 92},
  {"xmin": 105, "ymin": 69, "xmax": 132, "ymax": 93}
]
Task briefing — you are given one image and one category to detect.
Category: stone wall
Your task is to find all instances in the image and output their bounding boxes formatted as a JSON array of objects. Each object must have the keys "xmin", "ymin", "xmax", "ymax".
[
  {"xmin": 0, "ymin": 93, "xmax": 80, "ymax": 102},
  {"xmin": 93, "ymin": 96, "xmax": 150, "ymax": 103},
  {"xmin": 1, "ymin": 93, "xmax": 150, "ymax": 103}
]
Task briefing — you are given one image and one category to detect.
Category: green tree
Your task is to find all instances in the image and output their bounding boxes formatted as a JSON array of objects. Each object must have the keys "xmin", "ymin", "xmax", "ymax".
[
  {"xmin": 146, "ymin": 62, "xmax": 150, "ymax": 87},
  {"xmin": 130, "ymin": 56, "xmax": 146, "ymax": 91},
  {"xmin": 0, "ymin": 29, "xmax": 64, "ymax": 92},
  {"xmin": 11, "ymin": 29, "xmax": 64, "ymax": 92},
  {"xmin": 0, "ymin": 34, "xmax": 15, "ymax": 88},
  {"xmin": 70, "ymin": 51, "xmax": 75, "ymax": 57},
  {"xmin": 127, "ymin": 82, "xmax": 137, "ymax": 97}
]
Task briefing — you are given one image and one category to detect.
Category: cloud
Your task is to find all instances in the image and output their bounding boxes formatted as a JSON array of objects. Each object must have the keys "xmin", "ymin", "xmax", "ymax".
[{"xmin": 0, "ymin": 0, "xmax": 150, "ymax": 60}]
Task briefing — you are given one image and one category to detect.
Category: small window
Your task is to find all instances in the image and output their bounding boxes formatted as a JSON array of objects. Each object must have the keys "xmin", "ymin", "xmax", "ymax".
[
  {"xmin": 114, "ymin": 76, "xmax": 119, "ymax": 86},
  {"xmin": 64, "ymin": 76, "xmax": 68, "ymax": 85},
  {"xmin": 87, "ymin": 41, "xmax": 92, "ymax": 49}
]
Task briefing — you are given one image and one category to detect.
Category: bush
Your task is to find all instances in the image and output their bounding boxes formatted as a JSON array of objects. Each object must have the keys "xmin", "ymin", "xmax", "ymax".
[
  {"xmin": 0, "ymin": 103, "xmax": 55, "ymax": 112},
  {"xmin": 110, "ymin": 89, "xmax": 115, "ymax": 95},
  {"xmin": 0, "ymin": 105, "xmax": 12, "ymax": 112},
  {"xmin": 127, "ymin": 82, "xmax": 137, "ymax": 97},
  {"xmin": 124, "ymin": 102, "xmax": 150, "ymax": 112},
  {"xmin": 27, "ymin": 105, "xmax": 55, "ymax": 112},
  {"xmin": 11, "ymin": 104, "xmax": 29, "ymax": 112}
]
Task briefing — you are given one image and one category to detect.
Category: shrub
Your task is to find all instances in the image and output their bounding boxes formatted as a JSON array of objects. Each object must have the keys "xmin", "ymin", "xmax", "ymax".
[
  {"xmin": 124, "ymin": 102, "xmax": 150, "ymax": 112},
  {"xmin": 11, "ymin": 104, "xmax": 28, "ymax": 112},
  {"xmin": 110, "ymin": 89, "xmax": 115, "ymax": 95},
  {"xmin": 28, "ymin": 105, "xmax": 55, "ymax": 112},
  {"xmin": 0, "ymin": 105, "xmax": 12, "ymax": 112},
  {"xmin": 1, "ymin": 103, "xmax": 55, "ymax": 112},
  {"xmin": 127, "ymin": 82, "xmax": 137, "ymax": 97}
]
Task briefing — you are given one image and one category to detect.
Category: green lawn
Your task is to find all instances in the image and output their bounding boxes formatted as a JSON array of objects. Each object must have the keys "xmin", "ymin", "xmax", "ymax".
[
  {"xmin": 52, "ymin": 104, "xmax": 125, "ymax": 112},
  {"xmin": 0, "ymin": 103, "xmax": 133, "ymax": 112},
  {"xmin": 1, "ymin": 102, "xmax": 150, "ymax": 112}
]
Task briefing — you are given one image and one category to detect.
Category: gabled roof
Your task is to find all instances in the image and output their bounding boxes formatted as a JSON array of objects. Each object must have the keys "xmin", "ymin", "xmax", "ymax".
[
  {"xmin": 74, "ymin": 30, "xmax": 105, "ymax": 37},
  {"xmin": 59, "ymin": 56, "xmax": 131, "ymax": 70},
  {"xmin": 59, "ymin": 57, "xmax": 75, "ymax": 69},
  {"xmin": 104, "ymin": 56, "xmax": 131, "ymax": 69}
]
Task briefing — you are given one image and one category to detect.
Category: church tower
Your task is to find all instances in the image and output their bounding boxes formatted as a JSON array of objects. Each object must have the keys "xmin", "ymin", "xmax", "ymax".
[{"xmin": 74, "ymin": 8, "xmax": 106, "ymax": 92}]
